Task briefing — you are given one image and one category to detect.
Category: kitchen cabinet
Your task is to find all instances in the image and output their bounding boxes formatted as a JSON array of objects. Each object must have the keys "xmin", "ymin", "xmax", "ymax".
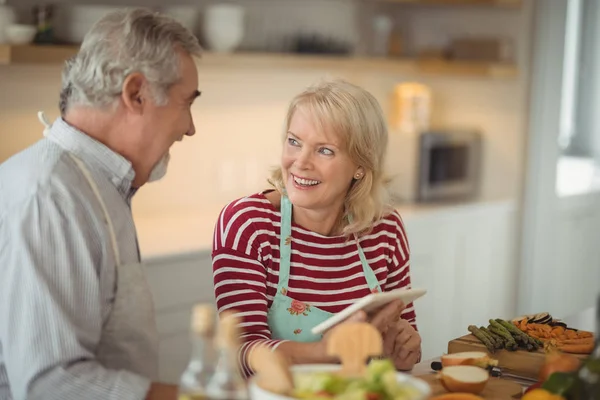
[
  {"xmin": 144, "ymin": 199, "xmax": 517, "ymax": 382},
  {"xmin": 404, "ymin": 200, "xmax": 518, "ymax": 360},
  {"xmin": 145, "ymin": 252, "xmax": 215, "ymax": 383}
]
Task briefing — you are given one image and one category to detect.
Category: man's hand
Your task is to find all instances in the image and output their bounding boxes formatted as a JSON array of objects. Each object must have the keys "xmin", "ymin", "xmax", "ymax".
[{"xmin": 146, "ymin": 383, "xmax": 178, "ymax": 400}]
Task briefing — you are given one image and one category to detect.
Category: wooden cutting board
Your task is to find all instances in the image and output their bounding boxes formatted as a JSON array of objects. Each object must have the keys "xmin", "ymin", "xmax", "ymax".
[
  {"xmin": 448, "ymin": 334, "xmax": 588, "ymax": 380},
  {"xmin": 416, "ymin": 373, "xmax": 523, "ymax": 399}
]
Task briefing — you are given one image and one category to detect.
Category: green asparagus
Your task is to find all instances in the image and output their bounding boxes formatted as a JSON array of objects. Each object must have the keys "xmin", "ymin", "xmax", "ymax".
[
  {"xmin": 480, "ymin": 326, "xmax": 503, "ymax": 349},
  {"xmin": 489, "ymin": 320, "xmax": 518, "ymax": 351},
  {"xmin": 468, "ymin": 325, "xmax": 496, "ymax": 353},
  {"xmin": 496, "ymin": 319, "xmax": 531, "ymax": 344},
  {"xmin": 486, "ymin": 327, "xmax": 505, "ymax": 346},
  {"xmin": 495, "ymin": 319, "xmax": 541, "ymax": 350}
]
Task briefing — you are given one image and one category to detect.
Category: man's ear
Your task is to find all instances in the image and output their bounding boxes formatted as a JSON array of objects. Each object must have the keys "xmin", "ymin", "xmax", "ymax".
[{"xmin": 121, "ymin": 73, "xmax": 146, "ymax": 114}]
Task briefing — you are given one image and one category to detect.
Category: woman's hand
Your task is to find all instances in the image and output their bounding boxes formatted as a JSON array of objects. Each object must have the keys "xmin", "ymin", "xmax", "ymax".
[{"xmin": 370, "ymin": 299, "xmax": 421, "ymax": 371}]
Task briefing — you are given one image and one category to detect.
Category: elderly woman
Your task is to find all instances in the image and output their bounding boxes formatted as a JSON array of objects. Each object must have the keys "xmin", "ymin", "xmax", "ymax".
[{"xmin": 212, "ymin": 79, "xmax": 421, "ymax": 376}]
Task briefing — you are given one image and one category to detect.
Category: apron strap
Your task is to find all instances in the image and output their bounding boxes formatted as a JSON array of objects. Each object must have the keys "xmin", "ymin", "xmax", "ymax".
[
  {"xmin": 278, "ymin": 194, "xmax": 293, "ymax": 290},
  {"xmin": 279, "ymin": 194, "xmax": 381, "ymax": 293},
  {"xmin": 37, "ymin": 111, "xmax": 122, "ymax": 267},
  {"xmin": 348, "ymin": 214, "xmax": 381, "ymax": 292},
  {"xmin": 356, "ymin": 240, "xmax": 382, "ymax": 292},
  {"xmin": 38, "ymin": 111, "xmax": 52, "ymax": 138},
  {"xmin": 69, "ymin": 154, "xmax": 122, "ymax": 266}
]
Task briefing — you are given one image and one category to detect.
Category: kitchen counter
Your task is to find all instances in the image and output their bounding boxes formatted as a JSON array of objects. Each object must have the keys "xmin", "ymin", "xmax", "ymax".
[
  {"xmin": 134, "ymin": 196, "xmax": 517, "ymax": 261},
  {"xmin": 410, "ymin": 304, "xmax": 597, "ymax": 389}
]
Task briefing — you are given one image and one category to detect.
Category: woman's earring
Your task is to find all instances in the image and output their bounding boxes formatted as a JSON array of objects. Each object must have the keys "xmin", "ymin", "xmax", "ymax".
[{"xmin": 355, "ymin": 173, "xmax": 362, "ymax": 179}]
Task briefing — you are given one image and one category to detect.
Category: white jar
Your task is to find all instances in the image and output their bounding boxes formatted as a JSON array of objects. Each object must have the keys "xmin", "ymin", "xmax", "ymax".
[
  {"xmin": 203, "ymin": 3, "xmax": 244, "ymax": 53},
  {"xmin": 0, "ymin": 0, "xmax": 17, "ymax": 44}
]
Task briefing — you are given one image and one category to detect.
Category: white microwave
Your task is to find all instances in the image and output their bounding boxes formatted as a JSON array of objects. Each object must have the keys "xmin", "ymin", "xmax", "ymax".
[{"xmin": 385, "ymin": 128, "xmax": 482, "ymax": 203}]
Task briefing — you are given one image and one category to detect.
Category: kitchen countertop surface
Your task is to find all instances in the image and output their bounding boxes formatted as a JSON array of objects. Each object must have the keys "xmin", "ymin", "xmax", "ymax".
[{"xmin": 134, "ymin": 196, "xmax": 517, "ymax": 261}]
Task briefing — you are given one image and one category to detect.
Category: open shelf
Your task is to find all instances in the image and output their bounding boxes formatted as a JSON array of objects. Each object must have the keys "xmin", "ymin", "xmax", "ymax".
[
  {"xmin": 0, "ymin": 45, "xmax": 518, "ymax": 79},
  {"xmin": 367, "ymin": 0, "xmax": 522, "ymax": 7},
  {"xmin": 0, "ymin": 44, "xmax": 78, "ymax": 65}
]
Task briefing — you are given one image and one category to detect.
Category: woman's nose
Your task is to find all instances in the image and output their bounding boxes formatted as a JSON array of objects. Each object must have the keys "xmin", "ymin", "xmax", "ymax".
[{"xmin": 294, "ymin": 148, "xmax": 313, "ymax": 169}]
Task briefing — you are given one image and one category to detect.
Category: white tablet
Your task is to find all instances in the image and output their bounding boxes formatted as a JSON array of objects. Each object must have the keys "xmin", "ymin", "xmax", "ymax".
[{"xmin": 310, "ymin": 288, "xmax": 427, "ymax": 335}]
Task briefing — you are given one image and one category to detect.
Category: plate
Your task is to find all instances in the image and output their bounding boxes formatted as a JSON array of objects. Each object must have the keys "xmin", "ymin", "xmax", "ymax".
[{"xmin": 248, "ymin": 364, "xmax": 432, "ymax": 400}]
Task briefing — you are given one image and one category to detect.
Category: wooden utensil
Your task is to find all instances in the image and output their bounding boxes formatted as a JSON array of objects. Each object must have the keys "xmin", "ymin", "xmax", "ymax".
[
  {"xmin": 248, "ymin": 344, "xmax": 294, "ymax": 395},
  {"xmin": 326, "ymin": 322, "xmax": 383, "ymax": 377}
]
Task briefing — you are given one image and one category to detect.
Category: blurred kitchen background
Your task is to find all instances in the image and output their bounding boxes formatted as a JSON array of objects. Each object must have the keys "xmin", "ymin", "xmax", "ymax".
[{"xmin": 1, "ymin": 0, "xmax": 598, "ymax": 382}]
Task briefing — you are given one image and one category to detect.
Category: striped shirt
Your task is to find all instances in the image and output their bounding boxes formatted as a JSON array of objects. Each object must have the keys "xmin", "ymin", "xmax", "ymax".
[
  {"xmin": 0, "ymin": 118, "xmax": 152, "ymax": 400},
  {"xmin": 212, "ymin": 193, "xmax": 417, "ymax": 376}
]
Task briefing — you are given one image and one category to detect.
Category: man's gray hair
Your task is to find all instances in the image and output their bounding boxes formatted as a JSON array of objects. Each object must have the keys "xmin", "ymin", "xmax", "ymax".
[{"xmin": 60, "ymin": 8, "xmax": 202, "ymax": 114}]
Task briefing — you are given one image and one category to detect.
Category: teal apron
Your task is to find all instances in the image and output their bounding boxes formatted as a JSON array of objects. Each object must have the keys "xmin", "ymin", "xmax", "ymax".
[{"xmin": 266, "ymin": 194, "xmax": 382, "ymax": 342}]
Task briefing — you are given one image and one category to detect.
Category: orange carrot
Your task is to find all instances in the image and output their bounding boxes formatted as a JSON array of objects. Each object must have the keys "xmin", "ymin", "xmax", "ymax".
[
  {"xmin": 558, "ymin": 342, "xmax": 594, "ymax": 354},
  {"xmin": 565, "ymin": 330, "xmax": 578, "ymax": 339},
  {"xmin": 560, "ymin": 337, "xmax": 594, "ymax": 345},
  {"xmin": 552, "ymin": 326, "xmax": 565, "ymax": 336}
]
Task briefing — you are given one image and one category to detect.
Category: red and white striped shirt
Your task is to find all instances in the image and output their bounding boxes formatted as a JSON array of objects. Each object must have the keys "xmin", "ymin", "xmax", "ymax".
[{"xmin": 212, "ymin": 192, "xmax": 417, "ymax": 376}]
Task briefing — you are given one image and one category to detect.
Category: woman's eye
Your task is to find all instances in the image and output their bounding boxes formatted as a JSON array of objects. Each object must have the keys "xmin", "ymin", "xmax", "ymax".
[
  {"xmin": 288, "ymin": 138, "xmax": 300, "ymax": 146},
  {"xmin": 319, "ymin": 147, "xmax": 334, "ymax": 156}
]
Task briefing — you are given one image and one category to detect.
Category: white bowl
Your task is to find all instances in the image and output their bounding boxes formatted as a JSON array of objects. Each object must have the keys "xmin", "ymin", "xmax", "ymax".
[
  {"xmin": 6, "ymin": 24, "xmax": 37, "ymax": 45},
  {"xmin": 248, "ymin": 364, "xmax": 432, "ymax": 400}
]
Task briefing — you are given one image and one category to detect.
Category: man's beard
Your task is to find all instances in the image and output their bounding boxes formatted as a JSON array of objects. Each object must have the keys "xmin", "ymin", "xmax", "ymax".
[{"xmin": 148, "ymin": 152, "xmax": 171, "ymax": 183}]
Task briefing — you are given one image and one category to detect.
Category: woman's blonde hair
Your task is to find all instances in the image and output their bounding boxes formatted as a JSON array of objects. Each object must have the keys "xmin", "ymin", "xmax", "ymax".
[{"xmin": 269, "ymin": 78, "xmax": 392, "ymax": 237}]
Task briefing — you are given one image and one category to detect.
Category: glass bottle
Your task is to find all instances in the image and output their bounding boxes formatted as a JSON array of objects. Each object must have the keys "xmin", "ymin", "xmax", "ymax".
[
  {"xmin": 205, "ymin": 311, "xmax": 248, "ymax": 400},
  {"xmin": 178, "ymin": 304, "xmax": 216, "ymax": 400}
]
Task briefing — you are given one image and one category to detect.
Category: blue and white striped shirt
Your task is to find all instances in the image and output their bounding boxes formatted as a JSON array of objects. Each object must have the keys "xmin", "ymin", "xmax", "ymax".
[{"xmin": 0, "ymin": 118, "xmax": 154, "ymax": 400}]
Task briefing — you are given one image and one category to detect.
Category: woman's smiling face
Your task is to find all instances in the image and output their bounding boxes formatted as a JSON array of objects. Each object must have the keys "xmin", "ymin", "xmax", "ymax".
[{"xmin": 281, "ymin": 108, "xmax": 360, "ymax": 213}]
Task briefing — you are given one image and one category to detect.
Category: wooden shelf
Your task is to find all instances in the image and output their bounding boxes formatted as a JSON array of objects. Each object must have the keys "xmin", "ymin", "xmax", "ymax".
[
  {"xmin": 368, "ymin": 0, "xmax": 522, "ymax": 7},
  {"xmin": 203, "ymin": 52, "xmax": 518, "ymax": 78},
  {"xmin": 0, "ymin": 45, "xmax": 518, "ymax": 79},
  {"xmin": 0, "ymin": 44, "xmax": 78, "ymax": 65}
]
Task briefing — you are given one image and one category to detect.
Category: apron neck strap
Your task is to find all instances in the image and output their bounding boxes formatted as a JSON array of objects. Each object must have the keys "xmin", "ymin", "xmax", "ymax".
[
  {"xmin": 277, "ymin": 194, "xmax": 293, "ymax": 290},
  {"xmin": 278, "ymin": 194, "xmax": 381, "ymax": 293},
  {"xmin": 38, "ymin": 111, "xmax": 52, "ymax": 138},
  {"xmin": 69, "ymin": 153, "xmax": 122, "ymax": 266}
]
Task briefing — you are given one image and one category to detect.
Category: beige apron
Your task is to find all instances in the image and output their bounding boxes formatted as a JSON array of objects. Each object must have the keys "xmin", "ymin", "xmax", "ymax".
[{"xmin": 40, "ymin": 113, "xmax": 159, "ymax": 379}]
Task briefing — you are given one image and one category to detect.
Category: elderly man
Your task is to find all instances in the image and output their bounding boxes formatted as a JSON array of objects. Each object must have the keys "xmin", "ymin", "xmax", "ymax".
[{"xmin": 0, "ymin": 8, "xmax": 202, "ymax": 400}]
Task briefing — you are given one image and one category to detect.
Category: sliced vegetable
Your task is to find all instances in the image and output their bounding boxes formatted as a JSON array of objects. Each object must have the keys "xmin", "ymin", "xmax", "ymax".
[
  {"xmin": 550, "ymin": 321, "xmax": 568, "ymax": 329},
  {"xmin": 531, "ymin": 313, "xmax": 553, "ymax": 324},
  {"xmin": 441, "ymin": 351, "xmax": 498, "ymax": 368},
  {"xmin": 439, "ymin": 365, "xmax": 489, "ymax": 395}
]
